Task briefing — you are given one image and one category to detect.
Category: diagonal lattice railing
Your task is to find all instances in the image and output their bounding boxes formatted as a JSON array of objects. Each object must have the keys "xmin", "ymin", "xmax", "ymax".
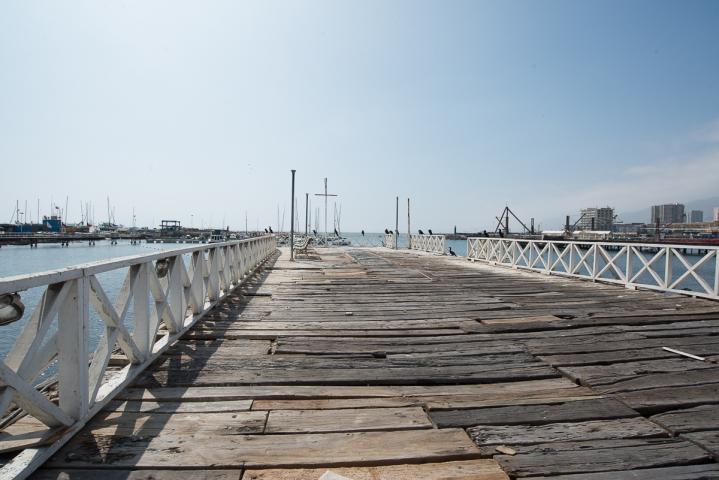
[
  {"xmin": 409, "ymin": 234, "xmax": 446, "ymax": 254},
  {"xmin": 467, "ymin": 237, "xmax": 719, "ymax": 301},
  {"xmin": 0, "ymin": 235, "xmax": 276, "ymax": 479}
]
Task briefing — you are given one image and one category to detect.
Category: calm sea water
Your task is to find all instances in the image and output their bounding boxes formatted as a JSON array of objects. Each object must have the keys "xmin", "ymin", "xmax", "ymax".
[{"xmin": 0, "ymin": 240, "xmax": 175, "ymax": 362}]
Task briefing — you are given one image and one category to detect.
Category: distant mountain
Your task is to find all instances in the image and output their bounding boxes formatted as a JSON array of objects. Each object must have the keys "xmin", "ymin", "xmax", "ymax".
[{"xmin": 617, "ymin": 196, "xmax": 719, "ymax": 223}]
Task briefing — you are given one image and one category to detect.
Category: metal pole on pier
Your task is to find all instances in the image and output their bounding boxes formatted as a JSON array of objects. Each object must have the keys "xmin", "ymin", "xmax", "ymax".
[
  {"xmin": 407, "ymin": 198, "xmax": 411, "ymax": 250},
  {"xmin": 314, "ymin": 178, "xmax": 337, "ymax": 246},
  {"xmin": 305, "ymin": 193, "xmax": 309, "ymax": 235},
  {"xmin": 290, "ymin": 170, "xmax": 296, "ymax": 261},
  {"xmin": 395, "ymin": 196, "xmax": 399, "ymax": 250}
]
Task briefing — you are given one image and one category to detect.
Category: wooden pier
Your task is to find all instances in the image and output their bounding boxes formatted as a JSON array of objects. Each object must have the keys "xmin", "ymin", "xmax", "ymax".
[{"xmin": 6, "ymin": 246, "xmax": 719, "ymax": 478}]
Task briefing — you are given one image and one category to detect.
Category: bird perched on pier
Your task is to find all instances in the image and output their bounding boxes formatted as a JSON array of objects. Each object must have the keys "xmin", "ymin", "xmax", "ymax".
[
  {"xmin": 264, "ymin": 228, "xmax": 268, "ymax": 233},
  {"xmin": 418, "ymin": 229, "xmax": 424, "ymax": 235},
  {"xmin": 449, "ymin": 247, "xmax": 457, "ymax": 256},
  {"xmin": 334, "ymin": 228, "xmax": 339, "ymax": 236},
  {"xmin": 384, "ymin": 228, "xmax": 390, "ymax": 234},
  {"xmin": 312, "ymin": 229, "xmax": 317, "ymax": 235},
  {"xmin": 361, "ymin": 230, "xmax": 365, "ymax": 236},
  {"xmin": 428, "ymin": 229, "xmax": 433, "ymax": 235},
  {"xmin": 269, "ymin": 227, "xmax": 274, "ymax": 233}
]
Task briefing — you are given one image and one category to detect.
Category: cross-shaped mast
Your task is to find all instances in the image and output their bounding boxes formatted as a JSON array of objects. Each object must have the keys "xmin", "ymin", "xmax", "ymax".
[{"xmin": 314, "ymin": 177, "xmax": 337, "ymax": 242}]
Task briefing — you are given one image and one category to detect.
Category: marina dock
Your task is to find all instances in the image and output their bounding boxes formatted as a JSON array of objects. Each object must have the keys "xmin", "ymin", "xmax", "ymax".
[{"xmin": 2, "ymin": 242, "xmax": 719, "ymax": 478}]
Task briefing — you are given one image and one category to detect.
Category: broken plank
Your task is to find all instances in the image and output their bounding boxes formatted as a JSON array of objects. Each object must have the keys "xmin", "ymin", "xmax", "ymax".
[
  {"xmin": 468, "ymin": 417, "xmax": 666, "ymax": 446},
  {"xmin": 430, "ymin": 398, "xmax": 638, "ymax": 428}
]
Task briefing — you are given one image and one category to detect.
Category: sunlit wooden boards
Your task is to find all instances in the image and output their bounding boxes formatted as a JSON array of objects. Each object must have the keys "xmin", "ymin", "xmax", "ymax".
[
  {"xmin": 32, "ymin": 246, "xmax": 719, "ymax": 478},
  {"xmin": 46, "ymin": 428, "xmax": 482, "ymax": 469},
  {"xmin": 494, "ymin": 438, "xmax": 713, "ymax": 477},
  {"xmin": 242, "ymin": 460, "xmax": 509, "ymax": 480}
]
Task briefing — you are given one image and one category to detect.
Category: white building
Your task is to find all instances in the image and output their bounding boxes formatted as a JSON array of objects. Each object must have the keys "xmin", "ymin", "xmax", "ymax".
[{"xmin": 577, "ymin": 207, "xmax": 614, "ymax": 231}]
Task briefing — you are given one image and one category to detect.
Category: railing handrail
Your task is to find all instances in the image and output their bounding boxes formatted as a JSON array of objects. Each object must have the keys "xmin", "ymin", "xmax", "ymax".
[
  {"xmin": 0, "ymin": 236, "xmax": 273, "ymax": 295},
  {"xmin": 466, "ymin": 236, "xmax": 719, "ymax": 301},
  {"xmin": 466, "ymin": 236, "xmax": 719, "ymax": 251},
  {"xmin": 409, "ymin": 234, "xmax": 445, "ymax": 254}
]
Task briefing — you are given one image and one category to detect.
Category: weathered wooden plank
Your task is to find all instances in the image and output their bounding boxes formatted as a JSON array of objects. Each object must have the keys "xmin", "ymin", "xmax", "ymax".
[
  {"xmin": 527, "ymin": 463, "xmax": 719, "ymax": 480},
  {"xmin": 137, "ymin": 363, "xmax": 558, "ymax": 387},
  {"xmin": 430, "ymin": 398, "xmax": 638, "ymax": 428},
  {"xmin": 242, "ymin": 459, "xmax": 509, "ymax": 480},
  {"xmin": 496, "ymin": 438, "xmax": 712, "ymax": 477},
  {"xmin": 0, "ymin": 416, "xmax": 60, "ymax": 454},
  {"xmin": 118, "ymin": 378, "xmax": 582, "ymax": 402},
  {"xmin": 596, "ymin": 368, "xmax": 719, "ymax": 394},
  {"xmin": 617, "ymin": 383, "xmax": 719, "ymax": 414},
  {"xmin": 559, "ymin": 358, "xmax": 716, "ymax": 387},
  {"xmin": 80, "ymin": 410, "xmax": 267, "ymax": 437},
  {"xmin": 265, "ymin": 407, "xmax": 432, "ymax": 433},
  {"xmin": 48, "ymin": 428, "xmax": 481, "ymax": 469},
  {"xmin": 102, "ymin": 399, "xmax": 253, "ymax": 413},
  {"xmin": 681, "ymin": 430, "xmax": 719, "ymax": 456},
  {"xmin": 651, "ymin": 405, "xmax": 719, "ymax": 434},
  {"xmin": 468, "ymin": 417, "xmax": 666, "ymax": 446},
  {"xmin": 33, "ymin": 470, "xmax": 242, "ymax": 480}
]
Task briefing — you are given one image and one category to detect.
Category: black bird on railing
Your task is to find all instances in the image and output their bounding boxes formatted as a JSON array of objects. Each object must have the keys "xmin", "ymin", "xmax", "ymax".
[
  {"xmin": 483, "ymin": 230, "xmax": 488, "ymax": 237},
  {"xmin": 312, "ymin": 229, "xmax": 317, "ymax": 235},
  {"xmin": 449, "ymin": 247, "xmax": 457, "ymax": 256},
  {"xmin": 334, "ymin": 228, "xmax": 339, "ymax": 236},
  {"xmin": 428, "ymin": 229, "xmax": 433, "ymax": 235},
  {"xmin": 418, "ymin": 229, "xmax": 424, "ymax": 235},
  {"xmin": 361, "ymin": 230, "xmax": 365, "ymax": 236},
  {"xmin": 384, "ymin": 228, "xmax": 390, "ymax": 234},
  {"xmin": 269, "ymin": 227, "xmax": 274, "ymax": 233},
  {"xmin": 264, "ymin": 228, "xmax": 268, "ymax": 233}
]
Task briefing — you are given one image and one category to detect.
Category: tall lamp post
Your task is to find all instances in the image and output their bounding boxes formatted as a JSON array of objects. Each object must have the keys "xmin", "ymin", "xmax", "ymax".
[{"xmin": 290, "ymin": 170, "xmax": 296, "ymax": 261}]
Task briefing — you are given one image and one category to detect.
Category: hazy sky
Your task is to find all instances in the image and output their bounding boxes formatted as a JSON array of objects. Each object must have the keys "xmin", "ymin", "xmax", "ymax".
[{"xmin": 2, "ymin": 0, "xmax": 718, "ymax": 232}]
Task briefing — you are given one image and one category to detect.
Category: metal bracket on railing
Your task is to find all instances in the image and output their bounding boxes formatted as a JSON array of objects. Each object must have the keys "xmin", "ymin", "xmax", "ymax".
[{"xmin": 0, "ymin": 293, "xmax": 24, "ymax": 326}]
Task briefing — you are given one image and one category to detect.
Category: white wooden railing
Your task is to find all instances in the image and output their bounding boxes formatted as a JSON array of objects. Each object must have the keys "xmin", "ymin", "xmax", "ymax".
[
  {"xmin": 0, "ymin": 235, "xmax": 276, "ymax": 479},
  {"xmin": 467, "ymin": 237, "xmax": 719, "ymax": 301},
  {"xmin": 384, "ymin": 233, "xmax": 396, "ymax": 249},
  {"xmin": 410, "ymin": 234, "xmax": 445, "ymax": 254}
]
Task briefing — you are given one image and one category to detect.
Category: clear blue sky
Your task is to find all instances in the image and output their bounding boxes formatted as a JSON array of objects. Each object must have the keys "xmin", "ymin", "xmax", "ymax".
[{"xmin": 1, "ymin": 0, "xmax": 718, "ymax": 231}]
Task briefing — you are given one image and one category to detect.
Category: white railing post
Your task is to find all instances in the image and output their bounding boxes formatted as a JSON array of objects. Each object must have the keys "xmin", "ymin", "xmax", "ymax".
[
  {"xmin": 665, "ymin": 247, "xmax": 672, "ymax": 289},
  {"xmin": 167, "ymin": 256, "xmax": 184, "ymax": 333},
  {"xmin": 130, "ymin": 263, "xmax": 151, "ymax": 356},
  {"xmin": 208, "ymin": 247, "xmax": 220, "ymax": 302},
  {"xmin": 57, "ymin": 277, "xmax": 89, "ymax": 421}
]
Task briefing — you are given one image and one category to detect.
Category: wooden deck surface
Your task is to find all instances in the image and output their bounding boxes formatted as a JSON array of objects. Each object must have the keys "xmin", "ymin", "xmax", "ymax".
[{"xmin": 32, "ymin": 247, "xmax": 719, "ymax": 479}]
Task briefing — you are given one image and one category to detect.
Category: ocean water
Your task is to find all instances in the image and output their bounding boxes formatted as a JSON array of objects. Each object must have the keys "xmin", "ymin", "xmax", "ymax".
[{"xmin": 0, "ymin": 240, "xmax": 175, "ymax": 362}]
